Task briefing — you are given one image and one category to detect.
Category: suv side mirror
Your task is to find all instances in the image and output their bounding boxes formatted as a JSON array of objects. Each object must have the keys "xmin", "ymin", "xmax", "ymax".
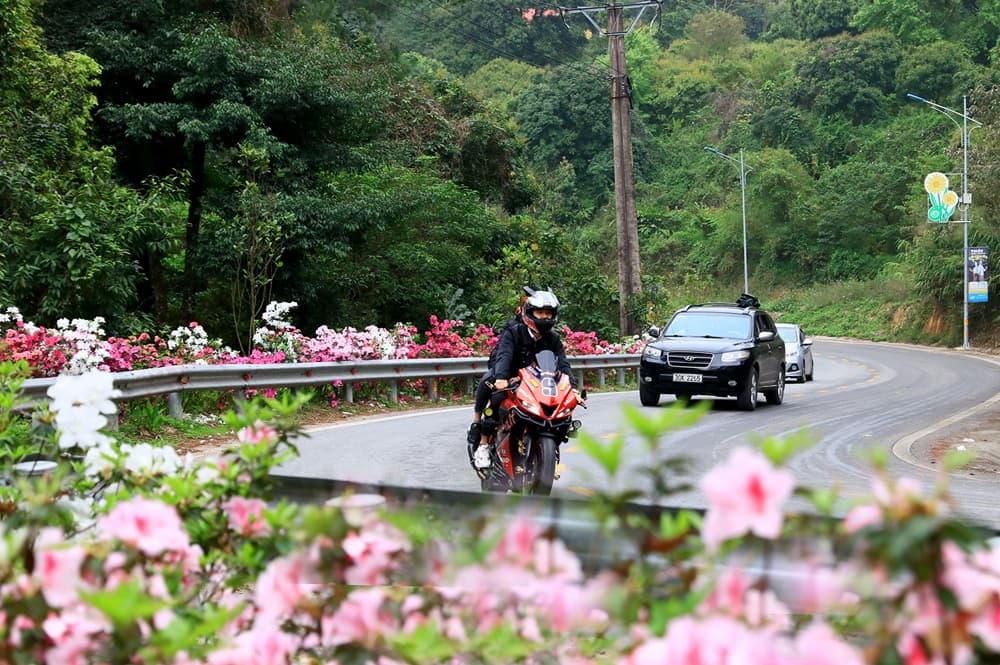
[
  {"xmin": 647, "ymin": 326, "xmax": 660, "ymax": 338},
  {"xmin": 802, "ymin": 338, "xmax": 813, "ymax": 346},
  {"xmin": 758, "ymin": 330, "xmax": 775, "ymax": 341}
]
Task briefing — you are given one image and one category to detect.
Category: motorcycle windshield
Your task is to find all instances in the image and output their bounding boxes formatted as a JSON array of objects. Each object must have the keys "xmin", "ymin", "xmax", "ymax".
[{"xmin": 534, "ymin": 350, "xmax": 559, "ymax": 375}]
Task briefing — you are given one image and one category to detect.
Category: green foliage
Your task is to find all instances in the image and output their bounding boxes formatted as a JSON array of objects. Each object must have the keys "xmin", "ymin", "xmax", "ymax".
[
  {"xmin": 681, "ymin": 11, "xmax": 748, "ymax": 60},
  {"xmin": 851, "ymin": 0, "xmax": 965, "ymax": 46},
  {"xmin": 294, "ymin": 166, "xmax": 504, "ymax": 328},
  {"xmin": 0, "ymin": 0, "xmax": 995, "ymax": 345},
  {"xmin": 778, "ymin": 0, "xmax": 855, "ymax": 40}
]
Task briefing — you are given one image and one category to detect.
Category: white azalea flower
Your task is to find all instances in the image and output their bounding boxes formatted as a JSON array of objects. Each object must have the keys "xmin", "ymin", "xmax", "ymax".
[
  {"xmin": 47, "ymin": 371, "xmax": 120, "ymax": 415},
  {"xmin": 83, "ymin": 440, "xmax": 118, "ymax": 477},
  {"xmin": 56, "ymin": 496, "xmax": 98, "ymax": 531},
  {"xmin": 55, "ymin": 410, "xmax": 113, "ymax": 450}
]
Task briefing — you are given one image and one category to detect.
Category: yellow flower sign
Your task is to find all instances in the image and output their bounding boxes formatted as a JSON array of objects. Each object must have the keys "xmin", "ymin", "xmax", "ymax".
[{"xmin": 924, "ymin": 171, "xmax": 958, "ymax": 222}]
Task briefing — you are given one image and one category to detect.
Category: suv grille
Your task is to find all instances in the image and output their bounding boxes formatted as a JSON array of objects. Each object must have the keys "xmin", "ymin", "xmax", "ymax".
[{"xmin": 667, "ymin": 352, "xmax": 712, "ymax": 369}]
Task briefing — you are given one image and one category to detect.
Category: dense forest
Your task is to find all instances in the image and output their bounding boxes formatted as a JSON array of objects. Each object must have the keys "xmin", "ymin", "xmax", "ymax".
[{"xmin": 1, "ymin": 0, "xmax": 998, "ymax": 348}]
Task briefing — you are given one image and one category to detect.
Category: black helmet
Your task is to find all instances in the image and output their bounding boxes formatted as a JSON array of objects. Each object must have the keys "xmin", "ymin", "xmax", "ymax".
[{"xmin": 524, "ymin": 290, "xmax": 560, "ymax": 335}]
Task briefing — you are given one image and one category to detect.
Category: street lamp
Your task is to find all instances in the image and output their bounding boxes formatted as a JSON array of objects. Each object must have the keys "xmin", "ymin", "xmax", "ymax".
[
  {"xmin": 705, "ymin": 146, "xmax": 752, "ymax": 294},
  {"xmin": 907, "ymin": 93, "xmax": 982, "ymax": 350}
]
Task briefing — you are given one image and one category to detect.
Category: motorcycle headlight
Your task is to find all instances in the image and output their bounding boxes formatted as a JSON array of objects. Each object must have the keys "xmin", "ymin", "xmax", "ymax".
[
  {"xmin": 642, "ymin": 346, "xmax": 662, "ymax": 359},
  {"xmin": 720, "ymin": 350, "xmax": 750, "ymax": 363}
]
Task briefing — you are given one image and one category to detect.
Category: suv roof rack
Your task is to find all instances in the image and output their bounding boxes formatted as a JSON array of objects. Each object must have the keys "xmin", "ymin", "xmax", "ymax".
[{"xmin": 681, "ymin": 302, "xmax": 755, "ymax": 312}]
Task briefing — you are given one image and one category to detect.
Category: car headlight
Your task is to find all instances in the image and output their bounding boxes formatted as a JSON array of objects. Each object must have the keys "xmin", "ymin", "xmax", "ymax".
[
  {"xmin": 642, "ymin": 346, "xmax": 662, "ymax": 359},
  {"xmin": 720, "ymin": 350, "xmax": 750, "ymax": 363}
]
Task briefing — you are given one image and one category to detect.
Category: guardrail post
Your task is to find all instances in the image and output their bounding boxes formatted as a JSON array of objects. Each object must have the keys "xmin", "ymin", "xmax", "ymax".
[
  {"xmin": 575, "ymin": 370, "xmax": 583, "ymax": 388},
  {"xmin": 427, "ymin": 378, "xmax": 438, "ymax": 402},
  {"xmin": 389, "ymin": 380, "xmax": 398, "ymax": 403},
  {"xmin": 345, "ymin": 382, "xmax": 354, "ymax": 403},
  {"xmin": 597, "ymin": 369, "xmax": 606, "ymax": 389},
  {"xmin": 466, "ymin": 377, "xmax": 475, "ymax": 395},
  {"xmin": 617, "ymin": 368, "xmax": 626, "ymax": 386},
  {"xmin": 167, "ymin": 393, "xmax": 184, "ymax": 419}
]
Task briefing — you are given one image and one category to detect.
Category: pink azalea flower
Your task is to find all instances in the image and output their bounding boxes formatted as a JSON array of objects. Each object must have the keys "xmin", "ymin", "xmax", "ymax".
[
  {"xmin": 321, "ymin": 588, "xmax": 392, "ymax": 649},
  {"xmin": 843, "ymin": 503, "xmax": 882, "ymax": 533},
  {"xmin": 969, "ymin": 596, "xmax": 1000, "ymax": 651},
  {"xmin": 254, "ymin": 553, "xmax": 311, "ymax": 621},
  {"xmin": 42, "ymin": 606, "xmax": 108, "ymax": 665},
  {"xmin": 491, "ymin": 514, "xmax": 540, "ymax": 567},
  {"xmin": 237, "ymin": 422, "xmax": 278, "ymax": 446},
  {"xmin": 787, "ymin": 622, "xmax": 865, "ymax": 665},
  {"xmin": 33, "ymin": 528, "xmax": 88, "ymax": 608},
  {"xmin": 98, "ymin": 497, "xmax": 189, "ymax": 557},
  {"xmin": 700, "ymin": 565, "xmax": 749, "ymax": 617},
  {"xmin": 790, "ymin": 562, "xmax": 853, "ymax": 614},
  {"xmin": 223, "ymin": 497, "xmax": 269, "ymax": 537},
  {"xmin": 622, "ymin": 616, "xmax": 748, "ymax": 665},
  {"xmin": 233, "ymin": 625, "xmax": 297, "ymax": 665},
  {"xmin": 342, "ymin": 524, "xmax": 409, "ymax": 586},
  {"xmin": 700, "ymin": 447, "xmax": 795, "ymax": 552}
]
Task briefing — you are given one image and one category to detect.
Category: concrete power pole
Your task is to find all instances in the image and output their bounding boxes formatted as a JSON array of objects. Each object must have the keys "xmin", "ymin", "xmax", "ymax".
[{"xmin": 563, "ymin": 2, "xmax": 658, "ymax": 336}]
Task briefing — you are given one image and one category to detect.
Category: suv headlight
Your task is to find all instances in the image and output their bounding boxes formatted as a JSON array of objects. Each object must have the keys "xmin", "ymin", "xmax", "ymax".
[
  {"xmin": 642, "ymin": 346, "xmax": 662, "ymax": 359},
  {"xmin": 720, "ymin": 350, "xmax": 750, "ymax": 363}
]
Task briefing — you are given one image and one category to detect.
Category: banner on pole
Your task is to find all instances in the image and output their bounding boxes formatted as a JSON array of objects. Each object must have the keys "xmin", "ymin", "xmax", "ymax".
[
  {"xmin": 968, "ymin": 246, "xmax": 989, "ymax": 303},
  {"xmin": 924, "ymin": 172, "xmax": 958, "ymax": 222}
]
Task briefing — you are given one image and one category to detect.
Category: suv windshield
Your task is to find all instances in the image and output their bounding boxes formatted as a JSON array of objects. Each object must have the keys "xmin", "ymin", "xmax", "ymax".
[{"xmin": 663, "ymin": 312, "xmax": 751, "ymax": 339}]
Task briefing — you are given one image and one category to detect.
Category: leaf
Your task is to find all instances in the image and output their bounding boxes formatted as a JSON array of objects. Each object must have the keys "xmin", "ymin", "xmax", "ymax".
[
  {"xmin": 81, "ymin": 580, "xmax": 166, "ymax": 628},
  {"xmin": 388, "ymin": 621, "xmax": 457, "ymax": 662},
  {"xmin": 942, "ymin": 448, "xmax": 976, "ymax": 472},
  {"xmin": 576, "ymin": 431, "xmax": 625, "ymax": 478},
  {"xmin": 887, "ymin": 516, "xmax": 939, "ymax": 560},
  {"xmin": 758, "ymin": 428, "xmax": 814, "ymax": 465}
]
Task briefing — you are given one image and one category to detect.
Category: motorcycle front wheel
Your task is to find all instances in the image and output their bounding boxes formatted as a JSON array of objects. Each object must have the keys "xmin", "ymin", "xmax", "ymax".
[{"xmin": 528, "ymin": 433, "xmax": 558, "ymax": 496}]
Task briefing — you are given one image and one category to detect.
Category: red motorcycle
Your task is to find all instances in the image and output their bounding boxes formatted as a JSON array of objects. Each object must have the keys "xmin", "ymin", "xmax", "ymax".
[{"xmin": 478, "ymin": 350, "xmax": 584, "ymax": 495}]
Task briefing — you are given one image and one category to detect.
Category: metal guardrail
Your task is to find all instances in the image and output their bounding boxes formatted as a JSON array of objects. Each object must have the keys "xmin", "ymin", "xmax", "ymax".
[{"xmin": 19, "ymin": 354, "xmax": 642, "ymax": 417}]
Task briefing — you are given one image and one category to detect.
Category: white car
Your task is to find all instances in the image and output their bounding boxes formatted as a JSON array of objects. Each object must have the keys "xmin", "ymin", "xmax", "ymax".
[{"xmin": 777, "ymin": 323, "xmax": 814, "ymax": 382}]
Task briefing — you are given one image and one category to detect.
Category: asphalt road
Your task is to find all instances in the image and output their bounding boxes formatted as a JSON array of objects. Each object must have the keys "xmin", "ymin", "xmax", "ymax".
[{"xmin": 275, "ymin": 339, "xmax": 1000, "ymax": 527}]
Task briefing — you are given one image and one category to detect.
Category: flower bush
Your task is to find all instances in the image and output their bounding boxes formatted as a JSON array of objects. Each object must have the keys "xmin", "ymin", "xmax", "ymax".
[
  {"xmin": 0, "ymin": 303, "xmax": 640, "ymax": 378},
  {"xmin": 2, "ymin": 359, "xmax": 1000, "ymax": 664}
]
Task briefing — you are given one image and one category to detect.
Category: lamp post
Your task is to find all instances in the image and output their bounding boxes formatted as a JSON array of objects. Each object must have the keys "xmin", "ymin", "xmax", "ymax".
[
  {"xmin": 907, "ymin": 93, "xmax": 982, "ymax": 350},
  {"xmin": 705, "ymin": 146, "xmax": 752, "ymax": 294}
]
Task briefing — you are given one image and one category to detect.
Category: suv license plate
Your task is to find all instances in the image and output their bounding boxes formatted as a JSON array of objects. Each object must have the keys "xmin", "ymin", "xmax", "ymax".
[{"xmin": 673, "ymin": 373, "xmax": 702, "ymax": 383}]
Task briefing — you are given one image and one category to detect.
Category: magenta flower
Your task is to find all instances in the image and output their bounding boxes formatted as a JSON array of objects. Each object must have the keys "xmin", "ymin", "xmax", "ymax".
[{"xmin": 700, "ymin": 447, "xmax": 795, "ymax": 552}]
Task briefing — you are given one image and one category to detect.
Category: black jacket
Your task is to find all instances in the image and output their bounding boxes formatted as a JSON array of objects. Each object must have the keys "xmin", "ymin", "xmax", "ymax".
[
  {"xmin": 491, "ymin": 321, "xmax": 577, "ymax": 388},
  {"xmin": 487, "ymin": 314, "xmax": 522, "ymax": 368}
]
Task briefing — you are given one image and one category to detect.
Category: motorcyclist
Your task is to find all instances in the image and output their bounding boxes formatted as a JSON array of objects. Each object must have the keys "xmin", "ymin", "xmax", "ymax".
[
  {"xmin": 466, "ymin": 289, "xmax": 529, "ymax": 461},
  {"xmin": 467, "ymin": 289, "xmax": 582, "ymax": 471}
]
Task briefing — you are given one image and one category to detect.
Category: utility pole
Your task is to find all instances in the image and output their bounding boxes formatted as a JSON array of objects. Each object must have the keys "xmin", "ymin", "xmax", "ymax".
[{"xmin": 563, "ymin": 2, "xmax": 659, "ymax": 336}]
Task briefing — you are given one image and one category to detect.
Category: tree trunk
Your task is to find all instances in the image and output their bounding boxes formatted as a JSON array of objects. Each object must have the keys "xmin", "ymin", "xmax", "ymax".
[{"xmin": 182, "ymin": 140, "xmax": 207, "ymax": 322}]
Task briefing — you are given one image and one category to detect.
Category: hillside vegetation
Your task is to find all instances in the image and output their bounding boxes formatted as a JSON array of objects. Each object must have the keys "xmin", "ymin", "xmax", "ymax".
[{"xmin": 1, "ymin": 0, "xmax": 997, "ymax": 349}]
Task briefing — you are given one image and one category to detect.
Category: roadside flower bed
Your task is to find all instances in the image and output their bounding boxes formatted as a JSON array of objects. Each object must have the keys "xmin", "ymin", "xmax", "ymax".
[
  {"xmin": 1, "ymin": 363, "xmax": 997, "ymax": 664},
  {"xmin": 0, "ymin": 303, "xmax": 643, "ymax": 378}
]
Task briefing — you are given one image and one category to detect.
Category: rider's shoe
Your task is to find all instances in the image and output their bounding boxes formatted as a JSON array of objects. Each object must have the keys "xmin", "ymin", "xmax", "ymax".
[
  {"xmin": 466, "ymin": 422, "xmax": 481, "ymax": 446},
  {"xmin": 473, "ymin": 444, "xmax": 491, "ymax": 469}
]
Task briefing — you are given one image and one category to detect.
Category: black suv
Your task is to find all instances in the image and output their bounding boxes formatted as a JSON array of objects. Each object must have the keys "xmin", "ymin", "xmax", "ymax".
[{"xmin": 638, "ymin": 299, "xmax": 785, "ymax": 411}]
